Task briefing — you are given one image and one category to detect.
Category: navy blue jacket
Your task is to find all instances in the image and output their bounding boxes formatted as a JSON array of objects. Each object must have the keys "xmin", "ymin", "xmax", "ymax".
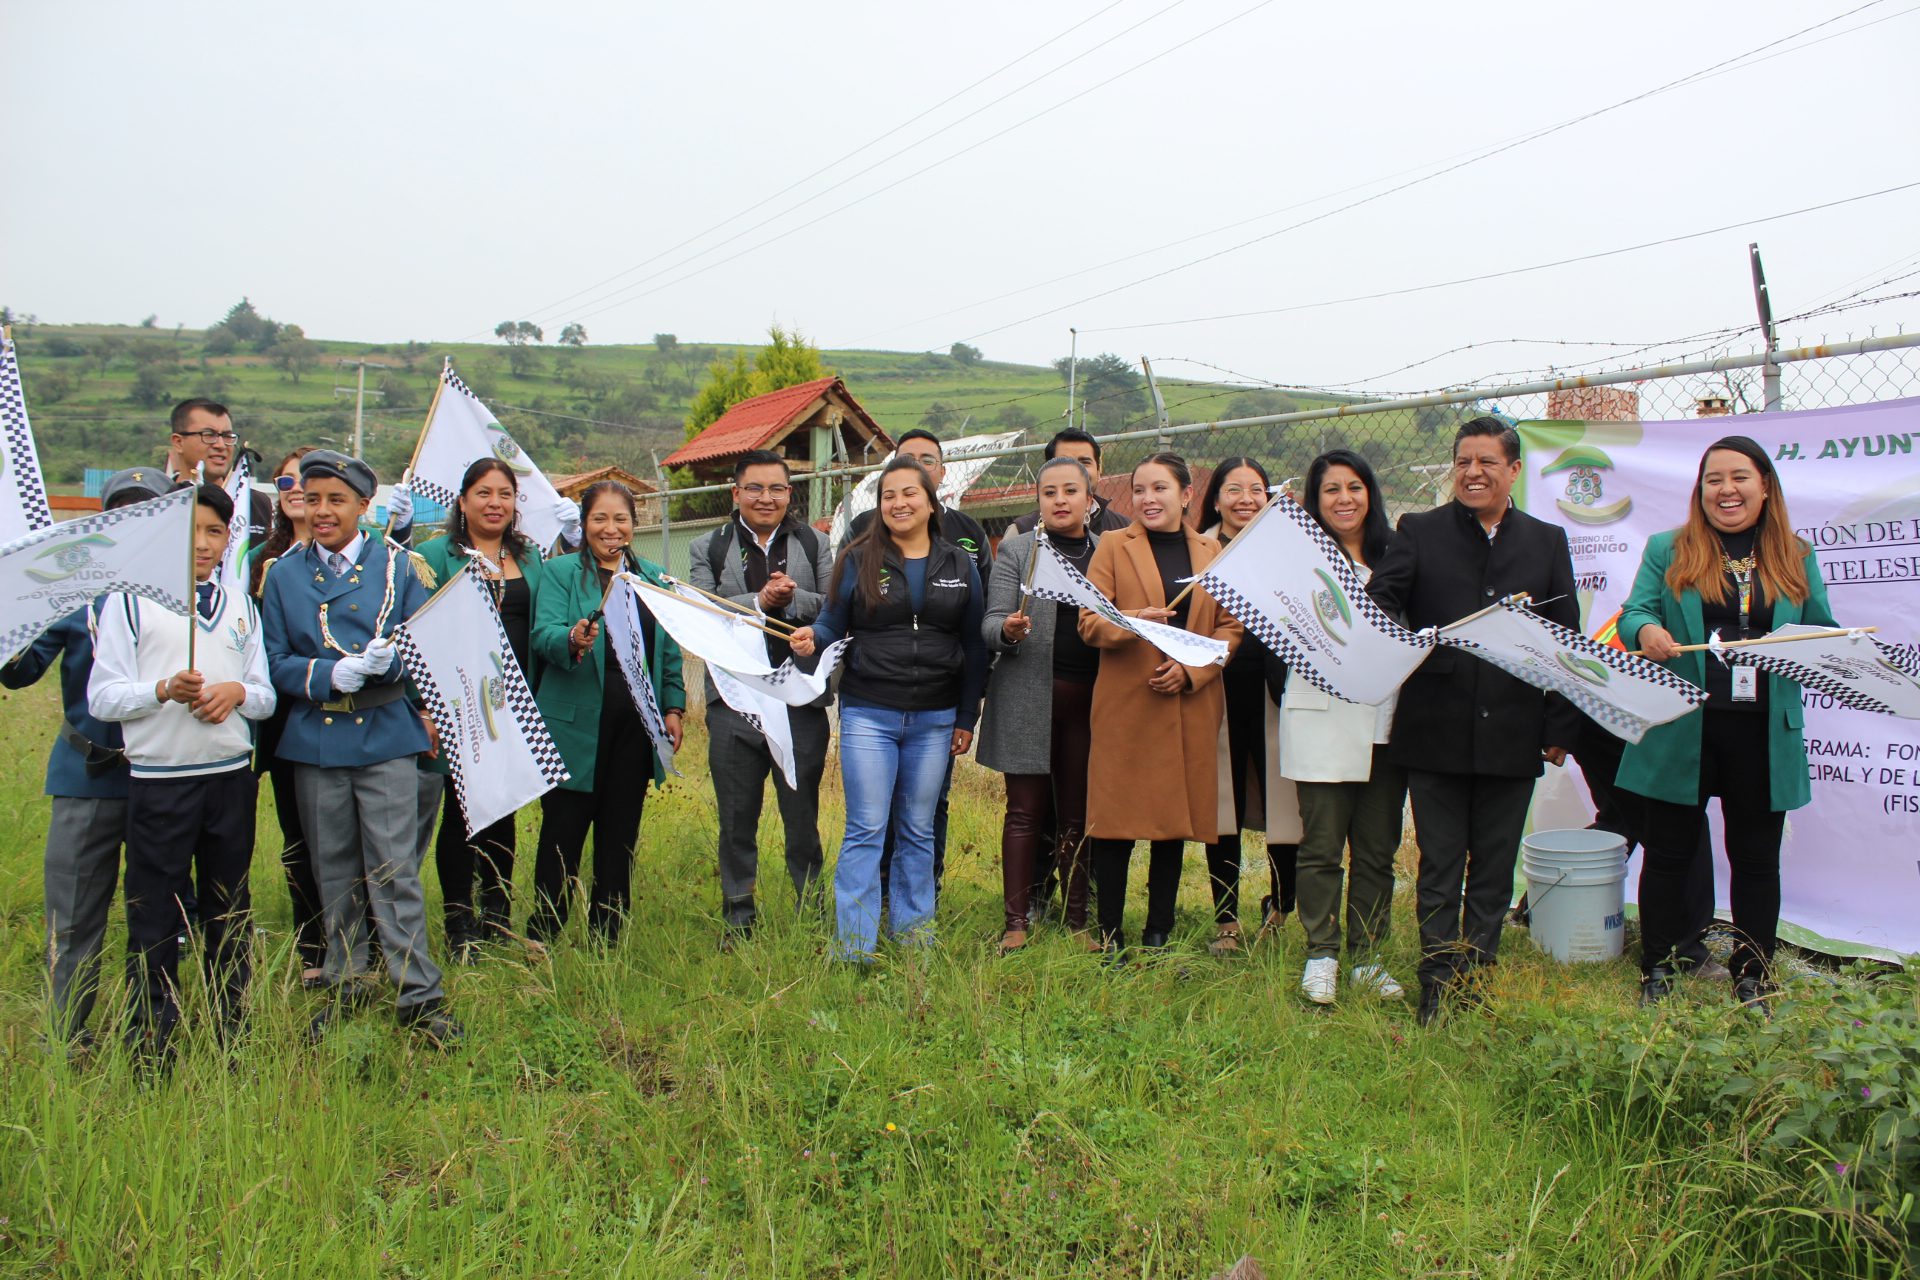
[
  {"xmin": 261, "ymin": 537, "xmax": 430, "ymax": 768},
  {"xmin": 0, "ymin": 604, "xmax": 130, "ymax": 800}
]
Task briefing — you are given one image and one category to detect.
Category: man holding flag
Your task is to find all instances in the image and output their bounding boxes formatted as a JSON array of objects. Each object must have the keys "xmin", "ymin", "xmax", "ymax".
[{"xmin": 1366, "ymin": 417, "xmax": 1581, "ymax": 1026}]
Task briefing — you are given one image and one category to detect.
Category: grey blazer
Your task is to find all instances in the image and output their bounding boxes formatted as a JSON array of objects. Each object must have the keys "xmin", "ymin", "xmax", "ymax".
[
  {"xmin": 976, "ymin": 528, "xmax": 1101, "ymax": 774},
  {"xmin": 687, "ymin": 517, "xmax": 833, "ymax": 708}
]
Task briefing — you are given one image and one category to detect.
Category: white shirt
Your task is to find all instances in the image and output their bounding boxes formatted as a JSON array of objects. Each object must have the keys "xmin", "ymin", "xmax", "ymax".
[{"xmin": 321, "ymin": 531, "xmax": 367, "ymax": 577}]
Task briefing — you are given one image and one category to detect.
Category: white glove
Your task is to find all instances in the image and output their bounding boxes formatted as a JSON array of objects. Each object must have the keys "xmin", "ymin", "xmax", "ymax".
[
  {"xmin": 386, "ymin": 479, "xmax": 414, "ymax": 529},
  {"xmin": 331, "ymin": 654, "xmax": 369, "ymax": 694},
  {"xmin": 360, "ymin": 638, "xmax": 396, "ymax": 677},
  {"xmin": 557, "ymin": 496, "xmax": 582, "ymax": 546}
]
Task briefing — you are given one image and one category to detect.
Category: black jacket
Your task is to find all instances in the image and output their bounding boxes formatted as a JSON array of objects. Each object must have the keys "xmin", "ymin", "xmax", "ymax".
[
  {"xmin": 821, "ymin": 539, "xmax": 987, "ymax": 726},
  {"xmin": 1366, "ymin": 501, "xmax": 1581, "ymax": 778}
]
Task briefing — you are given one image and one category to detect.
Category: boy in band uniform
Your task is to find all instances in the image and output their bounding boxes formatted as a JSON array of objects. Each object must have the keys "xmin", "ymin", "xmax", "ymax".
[{"xmin": 259, "ymin": 450, "xmax": 461, "ymax": 1047}]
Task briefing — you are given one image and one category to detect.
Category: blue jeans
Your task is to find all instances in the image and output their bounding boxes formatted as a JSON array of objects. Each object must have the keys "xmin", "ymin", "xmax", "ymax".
[{"xmin": 835, "ymin": 704, "xmax": 956, "ymax": 960}]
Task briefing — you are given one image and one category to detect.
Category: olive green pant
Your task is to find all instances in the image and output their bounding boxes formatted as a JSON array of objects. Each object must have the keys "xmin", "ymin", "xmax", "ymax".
[{"xmin": 1293, "ymin": 746, "xmax": 1408, "ymax": 961}]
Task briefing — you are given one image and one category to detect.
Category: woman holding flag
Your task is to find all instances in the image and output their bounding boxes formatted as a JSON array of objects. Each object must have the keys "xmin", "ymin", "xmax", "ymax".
[
  {"xmin": 417, "ymin": 458, "xmax": 550, "ymax": 960},
  {"xmin": 1280, "ymin": 449, "xmax": 1408, "ymax": 1005},
  {"xmin": 1618, "ymin": 436, "xmax": 1836, "ymax": 1013},
  {"xmin": 978, "ymin": 455, "xmax": 1105, "ymax": 953},
  {"xmin": 529, "ymin": 480, "xmax": 683, "ymax": 946},
  {"xmin": 788, "ymin": 456, "xmax": 988, "ymax": 962},
  {"xmin": 1079, "ymin": 453, "xmax": 1242, "ymax": 957},
  {"xmin": 1196, "ymin": 457, "xmax": 1300, "ymax": 956}
]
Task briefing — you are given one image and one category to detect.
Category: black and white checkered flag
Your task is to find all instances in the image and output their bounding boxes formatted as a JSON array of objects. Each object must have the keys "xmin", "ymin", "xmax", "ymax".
[
  {"xmin": 392, "ymin": 562, "xmax": 569, "ymax": 835},
  {"xmin": 0, "ymin": 332, "xmax": 55, "ymax": 544},
  {"xmin": 1727, "ymin": 624, "xmax": 1920, "ymax": 719}
]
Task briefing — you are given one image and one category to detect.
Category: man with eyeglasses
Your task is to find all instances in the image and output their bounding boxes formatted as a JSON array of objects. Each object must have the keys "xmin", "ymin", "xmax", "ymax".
[{"xmin": 688, "ymin": 450, "xmax": 834, "ymax": 949}]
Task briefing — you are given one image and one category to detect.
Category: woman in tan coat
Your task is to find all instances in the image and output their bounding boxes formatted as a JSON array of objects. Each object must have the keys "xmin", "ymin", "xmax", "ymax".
[{"xmin": 1080, "ymin": 453, "xmax": 1243, "ymax": 955}]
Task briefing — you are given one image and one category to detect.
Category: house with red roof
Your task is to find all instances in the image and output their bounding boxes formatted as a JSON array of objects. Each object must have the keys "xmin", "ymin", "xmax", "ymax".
[{"xmin": 663, "ymin": 377, "xmax": 893, "ymax": 508}]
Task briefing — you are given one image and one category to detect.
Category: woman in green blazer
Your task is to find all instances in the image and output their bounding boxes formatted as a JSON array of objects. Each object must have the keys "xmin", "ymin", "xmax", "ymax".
[
  {"xmin": 529, "ymin": 479, "xmax": 685, "ymax": 944},
  {"xmin": 1616, "ymin": 435, "xmax": 1836, "ymax": 1012},
  {"xmin": 415, "ymin": 458, "xmax": 553, "ymax": 959}
]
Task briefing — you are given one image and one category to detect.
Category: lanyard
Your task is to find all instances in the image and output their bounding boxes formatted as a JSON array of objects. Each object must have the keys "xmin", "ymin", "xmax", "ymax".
[{"xmin": 1724, "ymin": 553, "xmax": 1756, "ymax": 639}]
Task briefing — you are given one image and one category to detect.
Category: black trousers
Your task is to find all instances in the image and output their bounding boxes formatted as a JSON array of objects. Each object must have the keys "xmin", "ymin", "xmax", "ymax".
[
  {"xmin": 434, "ymin": 781, "xmax": 516, "ymax": 942},
  {"xmin": 1637, "ymin": 710, "xmax": 1784, "ymax": 981},
  {"xmin": 1572, "ymin": 720, "xmax": 1713, "ymax": 968},
  {"xmin": 1204, "ymin": 839, "xmax": 1297, "ymax": 924},
  {"xmin": 266, "ymin": 756, "xmax": 325, "ymax": 971},
  {"xmin": 1405, "ymin": 770, "xmax": 1533, "ymax": 986},
  {"xmin": 1090, "ymin": 837, "xmax": 1184, "ymax": 944},
  {"xmin": 532, "ymin": 782, "xmax": 646, "ymax": 942},
  {"xmin": 122, "ymin": 767, "xmax": 257, "ymax": 1057}
]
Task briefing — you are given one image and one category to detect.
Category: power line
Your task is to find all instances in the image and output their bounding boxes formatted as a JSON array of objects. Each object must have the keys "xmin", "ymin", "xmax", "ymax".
[
  {"xmin": 558, "ymin": 0, "xmax": 1276, "ymax": 330},
  {"xmin": 1072, "ymin": 180, "xmax": 1920, "ymax": 335},
  {"xmin": 946, "ymin": 1, "xmax": 1908, "ymax": 345}
]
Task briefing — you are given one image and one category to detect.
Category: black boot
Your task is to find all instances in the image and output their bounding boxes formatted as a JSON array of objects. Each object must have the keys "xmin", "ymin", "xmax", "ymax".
[
  {"xmin": 399, "ymin": 998, "xmax": 465, "ymax": 1049},
  {"xmin": 1639, "ymin": 966, "xmax": 1675, "ymax": 1008},
  {"xmin": 1416, "ymin": 982, "xmax": 1444, "ymax": 1028},
  {"xmin": 1732, "ymin": 976, "xmax": 1774, "ymax": 1019}
]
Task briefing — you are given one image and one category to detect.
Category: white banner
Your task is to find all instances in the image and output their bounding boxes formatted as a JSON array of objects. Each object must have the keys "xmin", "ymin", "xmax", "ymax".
[
  {"xmin": 1517, "ymin": 397, "xmax": 1920, "ymax": 954},
  {"xmin": 829, "ymin": 429, "xmax": 1023, "ymax": 550},
  {"xmin": 391, "ymin": 564, "xmax": 569, "ymax": 835},
  {"xmin": 410, "ymin": 360, "xmax": 571, "ymax": 549},
  {"xmin": 1025, "ymin": 531, "xmax": 1229, "ymax": 668},
  {"xmin": 0, "ymin": 485, "xmax": 195, "ymax": 656},
  {"xmin": 602, "ymin": 575, "xmax": 680, "ymax": 778},
  {"xmin": 1437, "ymin": 597, "xmax": 1706, "ymax": 744},
  {"xmin": 0, "ymin": 330, "xmax": 55, "ymax": 545},
  {"xmin": 708, "ymin": 662, "xmax": 800, "ymax": 789},
  {"xmin": 1197, "ymin": 495, "xmax": 1433, "ymax": 705},
  {"xmin": 217, "ymin": 452, "xmax": 254, "ymax": 599},
  {"xmin": 1727, "ymin": 624, "xmax": 1920, "ymax": 719}
]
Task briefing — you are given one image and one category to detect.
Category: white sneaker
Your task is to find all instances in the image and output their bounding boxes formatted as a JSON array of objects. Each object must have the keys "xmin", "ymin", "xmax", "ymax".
[
  {"xmin": 1349, "ymin": 963, "xmax": 1405, "ymax": 999},
  {"xmin": 1301, "ymin": 956, "xmax": 1338, "ymax": 1005}
]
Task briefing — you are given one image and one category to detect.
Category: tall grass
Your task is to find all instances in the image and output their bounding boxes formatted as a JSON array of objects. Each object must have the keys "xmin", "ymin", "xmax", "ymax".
[{"xmin": 0, "ymin": 681, "xmax": 1899, "ymax": 1277}]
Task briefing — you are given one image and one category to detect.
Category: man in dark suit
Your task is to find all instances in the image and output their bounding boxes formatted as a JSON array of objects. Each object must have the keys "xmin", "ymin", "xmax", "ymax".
[
  {"xmin": 688, "ymin": 450, "xmax": 834, "ymax": 949},
  {"xmin": 1367, "ymin": 417, "xmax": 1581, "ymax": 1025}
]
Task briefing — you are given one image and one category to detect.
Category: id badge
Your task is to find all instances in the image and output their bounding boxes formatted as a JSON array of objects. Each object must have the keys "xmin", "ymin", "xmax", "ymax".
[{"xmin": 1732, "ymin": 665, "xmax": 1758, "ymax": 703}]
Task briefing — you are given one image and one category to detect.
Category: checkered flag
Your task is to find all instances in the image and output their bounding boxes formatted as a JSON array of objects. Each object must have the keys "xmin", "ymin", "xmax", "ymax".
[
  {"xmin": 1438, "ymin": 597, "xmax": 1707, "ymax": 743},
  {"xmin": 1027, "ymin": 532, "xmax": 1229, "ymax": 668},
  {"xmin": 392, "ymin": 562, "xmax": 568, "ymax": 835},
  {"xmin": 0, "ymin": 331, "xmax": 55, "ymax": 545},
  {"xmin": 1727, "ymin": 624, "xmax": 1920, "ymax": 719},
  {"xmin": 407, "ymin": 358, "xmax": 573, "ymax": 549},
  {"xmin": 0, "ymin": 485, "xmax": 196, "ymax": 656}
]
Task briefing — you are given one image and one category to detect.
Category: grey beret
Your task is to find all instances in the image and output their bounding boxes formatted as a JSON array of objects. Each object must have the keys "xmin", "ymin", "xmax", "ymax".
[{"xmin": 99, "ymin": 467, "xmax": 172, "ymax": 509}]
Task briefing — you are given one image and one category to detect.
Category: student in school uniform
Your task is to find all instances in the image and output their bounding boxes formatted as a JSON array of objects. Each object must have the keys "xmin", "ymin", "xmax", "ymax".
[
  {"xmin": 413, "ymin": 457, "xmax": 550, "ymax": 962},
  {"xmin": 260, "ymin": 450, "xmax": 461, "ymax": 1048},
  {"xmin": 2, "ymin": 467, "xmax": 165, "ymax": 1050},
  {"xmin": 529, "ymin": 479, "xmax": 685, "ymax": 945},
  {"xmin": 89, "ymin": 483, "xmax": 275, "ymax": 1068}
]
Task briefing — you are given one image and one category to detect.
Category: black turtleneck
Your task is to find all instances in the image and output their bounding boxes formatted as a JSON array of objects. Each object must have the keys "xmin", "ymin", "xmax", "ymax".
[
  {"xmin": 1146, "ymin": 526, "xmax": 1193, "ymax": 630},
  {"xmin": 1045, "ymin": 529, "xmax": 1100, "ymax": 682}
]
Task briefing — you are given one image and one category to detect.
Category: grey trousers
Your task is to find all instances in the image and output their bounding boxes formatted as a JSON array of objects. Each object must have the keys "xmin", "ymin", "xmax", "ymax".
[
  {"xmin": 1294, "ymin": 746, "xmax": 1408, "ymax": 961},
  {"xmin": 413, "ymin": 770, "xmax": 444, "ymax": 867},
  {"xmin": 297, "ymin": 758, "xmax": 444, "ymax": 1010},
  {"xmin": 708, "ymin": 700, "xmax": 829, "ymax": 927},
  {"xmin": 43, "ymin": 795, "xmax": 126, "ymax": 1041}
]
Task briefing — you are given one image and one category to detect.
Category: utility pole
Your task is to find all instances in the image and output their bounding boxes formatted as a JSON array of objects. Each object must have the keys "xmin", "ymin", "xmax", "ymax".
[
  {"xmin": 334, "ymin": 358, "xmax": 392, "ymax": 458},
  {"xmin": 1748, "ymin": 243, "xmax": 1781, "ymax": 412},
  {"xmin": 1065, "ymin": 328, "xmax": 1078, "ymax": 430}
]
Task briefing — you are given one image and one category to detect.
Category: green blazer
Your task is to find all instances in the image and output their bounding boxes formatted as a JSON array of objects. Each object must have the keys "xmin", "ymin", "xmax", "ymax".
[
  {"xmin": 1615, "ymin": 529, "xmax": 1836, "ymax": 810},
  {"xmin": 533, "ymin": 550, "xmax": 684, "ymax": 793},
  {"xmin": 413, "ymin": 536, "xmax": 552, "ymax": 778}
]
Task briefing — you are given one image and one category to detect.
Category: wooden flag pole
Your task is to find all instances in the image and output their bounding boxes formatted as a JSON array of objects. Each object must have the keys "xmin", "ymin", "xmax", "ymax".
[
  {"xmin": 1631, "ymin": 626, "xmax": 1877, "ymax": 657},
  {"xmin": 633, "ymin": 576, "xmax": 793, "ymax": 640},
  {"xmin": 1022, "ymin": 527, "xmax": 1044, "ymax": 596},
  {"xmin": 1438, "ymin": 592, "xmax": 1534, "ymax": 633},
  {"xmin": 384, "ymin": 363, "xmax": 448, "ymax": 540},
  {"xmin": 670, "ymin": 575, "xmax": 798, "ymax": 632},
  {"xmin": 1162, "ymin": 488, "xmax": 1290, "ymax": 613},
  {"xmin": 185, "ymin": 465, "xmax": 203, "ymax": 670}
]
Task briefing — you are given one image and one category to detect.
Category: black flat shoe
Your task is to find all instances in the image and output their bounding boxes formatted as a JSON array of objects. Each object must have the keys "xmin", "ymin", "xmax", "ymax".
[
  {"xmin": 399, "ymin": 1000, "xmax": 465, "ymax": 1049},
  {"xmin": 1639, "ymin": 966, "xmax": 1675, "ymax": 1008},
  {"xmin": 1733, "ymin": 976, "xmax": 1774, "ymax": 1019},
  {"xmin": 1139, "ymin": 929, "xmax": 1171, "ymax": 950},
  {"xmin": 1416, "ymin": 983, "xmax": 1444, "ymax": 1028}
]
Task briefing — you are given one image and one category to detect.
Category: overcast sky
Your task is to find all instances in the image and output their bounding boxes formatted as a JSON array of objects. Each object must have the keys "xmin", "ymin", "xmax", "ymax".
[{"xmin": 5, "ymin": 1, "xmax": 1916, "ymax": 393}]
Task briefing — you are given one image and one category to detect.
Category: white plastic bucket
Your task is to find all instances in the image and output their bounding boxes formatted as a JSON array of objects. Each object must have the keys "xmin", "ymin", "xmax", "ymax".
[{"xmin": 1520, "ymin": 828, "xmax": 1628, "ymax": 964}]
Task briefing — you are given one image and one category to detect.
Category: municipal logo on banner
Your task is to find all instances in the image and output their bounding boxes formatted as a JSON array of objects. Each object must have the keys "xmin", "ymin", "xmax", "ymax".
[
  {"xmin": 0, "ymin": 331, "xmax": 55, "ymax": 545},
  {"xmin": 1729, "ymin": 624, "xmax": 1920, "ymax": 719},
  {"xmin": 0, "ymin": 485, "xmax": 196, "ymax": 656},
  {"xmin": 409, "ymin": 359, "xmax": 572, "ymax": 550}
]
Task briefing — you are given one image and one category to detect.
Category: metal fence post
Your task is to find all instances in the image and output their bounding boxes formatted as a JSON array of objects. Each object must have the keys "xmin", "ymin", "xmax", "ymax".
[{"xmin": 651, "ymin": 450, "xmax": 672, "ymax": 573}]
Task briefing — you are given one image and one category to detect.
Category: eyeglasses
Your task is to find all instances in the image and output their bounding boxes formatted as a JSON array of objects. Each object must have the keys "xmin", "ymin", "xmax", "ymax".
[
  {"xmin": 275, "ymin": 475, "xmax": 300, "ymax": 492},
  {"xmin": 739, "ymin": 483, "xmax": 792, "ymax": 498},
  {"xmin": 179, "ymin": 430, "xmax": 239, "ymax": 445}
]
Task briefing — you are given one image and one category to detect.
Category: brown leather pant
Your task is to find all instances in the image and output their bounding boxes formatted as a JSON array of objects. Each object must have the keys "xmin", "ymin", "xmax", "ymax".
[{"xmin": 999, "ymin": 677, "xmax": 1094, "ymax": 930}]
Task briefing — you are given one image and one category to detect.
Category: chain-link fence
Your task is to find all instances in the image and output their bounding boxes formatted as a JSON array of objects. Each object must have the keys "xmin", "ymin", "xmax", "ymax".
[{"xmin": 628, "ymin": 333, "xmax": 1920, "ymax": 576}]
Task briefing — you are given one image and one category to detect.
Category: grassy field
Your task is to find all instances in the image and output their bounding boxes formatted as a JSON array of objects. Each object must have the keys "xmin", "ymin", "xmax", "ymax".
[{"xmin": 0, "ymin": 674, "xmax": 1909, "ymax": 1278}]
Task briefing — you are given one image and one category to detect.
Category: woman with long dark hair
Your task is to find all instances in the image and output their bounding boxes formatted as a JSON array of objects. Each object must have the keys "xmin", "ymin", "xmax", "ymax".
[
  {"xmin": 1280, "ymin": 449, "xmax": 1408, "ymax": 1004},
  {"xmin": 1195, "ymin": 456, "xmax": 1301, "ymax": 956},
  {"xmin": 789, "ymin": 456, "xmax": 988, "ymax": 961},
  {"xmin": 529, "ymin": 480, "xmax": 684, "ymax": 945},
  {"xmin": 250, "ymin": 446, "xmax": 326, "ymax": 985},
  {"xmin": 416, "ymin": 458, "xmax": 550, "ymax": 960},
  {"xmin": 1618, "ymin": 436, "xmax": 1836, "ymax": 1013},
  {"xmin": 1079, "ymin": 453, "xmax": 1243, "ymax": 956},
  {"xmin": 978, "ymin": 455, "xmax": 1104, "ymax": 953}
]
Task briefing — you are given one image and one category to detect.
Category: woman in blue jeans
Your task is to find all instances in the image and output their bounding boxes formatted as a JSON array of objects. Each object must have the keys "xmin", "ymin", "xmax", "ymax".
[{"xmin": 790, "ymin": 457, "xmax": 988, "ymax": 960}]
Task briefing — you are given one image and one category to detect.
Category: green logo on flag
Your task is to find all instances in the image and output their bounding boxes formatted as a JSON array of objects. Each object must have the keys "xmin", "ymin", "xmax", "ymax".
[
  {"xmin": 1311, "ymin": 569, "xmax": 1352, "ymax": 645},
  {"xmin": 487, "ymin": 426, "xmax": 534, "ymax": 477},
  {"xmin": 24, "ymin": 534, "xmax": 116, "ymax": 584},
  {"xmin": 1556, "ymin": 650, "xmax": 1612, "ymax": 685},
  {"xmin": 1542, "ymin": 446, "xmax": 1633, "ymax": 525}
]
